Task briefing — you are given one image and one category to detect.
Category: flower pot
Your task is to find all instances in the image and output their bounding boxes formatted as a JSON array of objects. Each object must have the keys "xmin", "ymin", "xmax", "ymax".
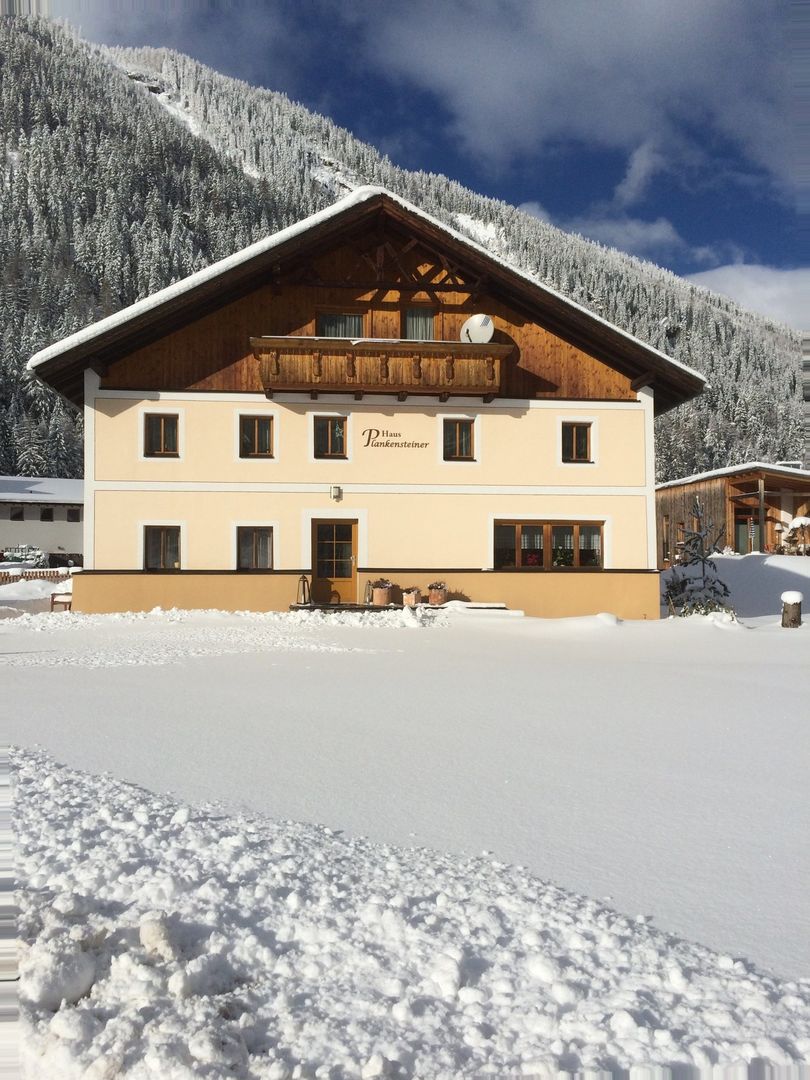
[
  {"xmin": 372, "ymin": 586, "xmax": 392, "ymax": 606},
  {"xmin": 428, "ymin": 587, "xmax": 447, "ymax": 606},
  {"xmin": 402, "ymin": 589, "xmax": 421, "ymax": 608}
]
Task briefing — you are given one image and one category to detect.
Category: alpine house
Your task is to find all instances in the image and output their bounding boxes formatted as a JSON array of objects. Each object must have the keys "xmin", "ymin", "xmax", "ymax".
[{"xmin": 29, "ymin": 187, "xmax": 705, "ymax": 618}]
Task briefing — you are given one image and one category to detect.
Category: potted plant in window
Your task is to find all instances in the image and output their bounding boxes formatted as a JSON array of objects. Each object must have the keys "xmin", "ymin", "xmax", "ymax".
[
  {"xmin": 370, "ymin": 578, "xmax": 393, "ymax": 606},
  {"xmin": 428, "ymin": 580, "xmax": 448, "ymax": 605},
  {"xmin": 402, "ymin": 586, "xmax": 421, "ymax": 608}
]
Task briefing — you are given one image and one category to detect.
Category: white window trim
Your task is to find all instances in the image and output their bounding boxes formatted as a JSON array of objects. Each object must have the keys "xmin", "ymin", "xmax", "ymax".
[
  {"xmin": 234, "ymin": 408, "xmax": 279, "ymax": 464},
  {"xmin": 487, "ymin": 512, "xmax": 612, "ymax": 570},
  {"xmin": 557, "ymin": 415, "xmax": 599, "ymax": 468},
  {"xmin": 308, "ymin": 410, "xmax": 352, "ymax": 464},
  {"xmin": 232, "ymin": 521, "xmax": 278, "ymax": 570},
  {"xmin": 437, "ymin": 412, "xmax": 481, "ymax": 467},
  {"xmin": 139, "ymin": 520, "xmax": 186, "ymax": 570},
  {"xmin": 139, "ymin": 406, "xmax": 185, "ymax": 462}
]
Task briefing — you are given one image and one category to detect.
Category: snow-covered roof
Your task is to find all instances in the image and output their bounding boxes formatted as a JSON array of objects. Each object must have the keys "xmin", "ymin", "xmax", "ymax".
[
  {"xmin": 657, "ymin": 461, "xmax": 810, "ymax": 490},
  {"xmin": 29, "ymin": 186, "xmax": 706, "ymax": 411},
  {"xmin": 0, "ymin": 475, "xmax": 84, "ymax": 504}
]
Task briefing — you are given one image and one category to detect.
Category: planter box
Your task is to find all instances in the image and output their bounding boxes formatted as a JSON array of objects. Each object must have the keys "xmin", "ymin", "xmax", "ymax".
[
  {"xmin": 402, "ymin": 590, "xmax": 421, "ymax": 608},
  {"xmin": 372, "ymin": 587, "xmax": 392, "ymax": 606},
  {"xmin": 428, "ymin": 587, "xmax": 448, "ymax": 606}
]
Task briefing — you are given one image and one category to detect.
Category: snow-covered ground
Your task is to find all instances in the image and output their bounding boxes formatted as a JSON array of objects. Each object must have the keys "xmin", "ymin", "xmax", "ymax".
[
  {"xmin": 15, "ymin": 747, "xmax": 810, "ymax": 1078},
  {"xmin": 7, "ymin": 557, "xmax": 810, "ymax": 1074}
]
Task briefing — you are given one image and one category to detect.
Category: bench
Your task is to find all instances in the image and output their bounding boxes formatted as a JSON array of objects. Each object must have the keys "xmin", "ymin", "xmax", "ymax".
[{"xmin": 50, "ymin": 592, "xmax": 73, "ymax": 612}]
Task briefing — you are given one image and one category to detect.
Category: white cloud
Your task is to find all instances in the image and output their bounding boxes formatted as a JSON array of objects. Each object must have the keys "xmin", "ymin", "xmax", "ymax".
[
  {"xmin": 687, "ymin": 265, "xmax": 810, "ymax": 332},
  {"xmin": 355, "ymin": 0, "xmax": 798, "ymax": 204}
]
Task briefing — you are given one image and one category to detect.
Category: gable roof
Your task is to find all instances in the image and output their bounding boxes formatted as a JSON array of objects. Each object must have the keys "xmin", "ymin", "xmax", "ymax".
[
  {"xmin": 29, "ymin": 186, "xmax": 706, "ymax": 413},
  {"xmin": 656, "ymin": 461, "xmax": 810, "ymax": 490}
]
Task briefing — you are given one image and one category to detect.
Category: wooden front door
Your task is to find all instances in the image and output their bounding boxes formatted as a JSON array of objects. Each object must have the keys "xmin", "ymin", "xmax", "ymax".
[{"xmin": 311, "ymin": 519, "xmax": 357, "ymax": 603}]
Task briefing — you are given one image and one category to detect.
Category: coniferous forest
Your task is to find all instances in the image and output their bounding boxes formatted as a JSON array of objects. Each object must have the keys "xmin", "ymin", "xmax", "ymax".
[{"xmin": 0, "ymin": 18, "xmax": 803, "ymax": 481}]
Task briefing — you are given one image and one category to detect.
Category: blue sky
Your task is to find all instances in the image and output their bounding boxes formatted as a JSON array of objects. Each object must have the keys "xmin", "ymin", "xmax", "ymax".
[{"xmin": 54, "ymin": 0, "xmax": 808, "ymax": 329}]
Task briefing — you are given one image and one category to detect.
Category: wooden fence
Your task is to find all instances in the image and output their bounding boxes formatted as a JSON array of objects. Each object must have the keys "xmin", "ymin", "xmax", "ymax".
[{"xmin": 0, "ymin": 569, "xmax": 72, "ymax": 587}]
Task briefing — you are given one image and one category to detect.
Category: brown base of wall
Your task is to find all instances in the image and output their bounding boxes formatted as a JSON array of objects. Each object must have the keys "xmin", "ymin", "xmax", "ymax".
[{"xmin": 73, "ymin": 569, "xmax": 661, "ymax": 620}]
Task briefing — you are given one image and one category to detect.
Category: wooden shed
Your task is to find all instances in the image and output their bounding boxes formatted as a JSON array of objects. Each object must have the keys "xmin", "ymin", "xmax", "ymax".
[{"xmin": 656, "ymin": 462, "xmax": 810, "ymax": 566}]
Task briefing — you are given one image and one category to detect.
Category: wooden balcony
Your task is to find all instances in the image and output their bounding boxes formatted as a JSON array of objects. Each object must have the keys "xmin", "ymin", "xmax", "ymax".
[{"xmin": 250, "ymin": 336, "xmax": 512, "ymax": 399}]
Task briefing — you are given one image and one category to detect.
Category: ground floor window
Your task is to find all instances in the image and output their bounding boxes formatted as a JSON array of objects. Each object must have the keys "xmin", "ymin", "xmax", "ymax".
[
  {"xmin": 144, "ymin": 526, "xmax": 181, "ymax": 570},
  {"xmin": 237, "ymin": 526, "xmax": 273, "ymax": 570},
  {"xmin": 494, "ymin": 521, "xmax": 603, "ymax": 569}
]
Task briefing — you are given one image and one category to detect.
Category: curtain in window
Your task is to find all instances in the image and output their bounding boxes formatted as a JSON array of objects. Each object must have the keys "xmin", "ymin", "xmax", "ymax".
[
  {"xmin": 318, "ymin": 313, "xmax": 363, "ymax": 337},
  {"xmin": 404, "ymin": 308, "xmax": 434, "ymax": 340},
  {"xmin": 579, "ymin": 526, "xmax": 601, "ymax": 567}
]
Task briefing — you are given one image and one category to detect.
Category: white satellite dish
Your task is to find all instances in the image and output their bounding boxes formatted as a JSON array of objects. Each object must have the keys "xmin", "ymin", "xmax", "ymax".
[{"xmin": 460, "ymin": 313, "xmax": 494, "ymax": 344}]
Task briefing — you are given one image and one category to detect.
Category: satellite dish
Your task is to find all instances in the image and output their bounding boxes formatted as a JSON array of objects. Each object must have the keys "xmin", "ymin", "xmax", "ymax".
[{"xmin": 460, "ymin": 313, "xmax": 494, "ymax": 343}]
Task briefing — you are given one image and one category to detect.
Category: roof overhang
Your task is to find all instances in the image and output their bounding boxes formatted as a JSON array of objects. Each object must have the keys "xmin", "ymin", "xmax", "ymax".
[{"xmin": 30, "ymin": 187, "xmax": 707, "ymax": 414}]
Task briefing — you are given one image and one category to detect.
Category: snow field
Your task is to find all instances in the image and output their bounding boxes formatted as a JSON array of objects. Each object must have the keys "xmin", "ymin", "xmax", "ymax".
[{"xmin": 15, "ymin": 749, "xmax": 810, "ymax": 1079}]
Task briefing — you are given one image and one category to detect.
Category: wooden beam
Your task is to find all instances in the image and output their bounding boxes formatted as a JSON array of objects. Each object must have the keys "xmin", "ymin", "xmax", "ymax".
[
  {"xmin": 397, "ymin": 392, "xmax": 408, "ymax": 402},
  {"xmin": 310, "ymin": 390, "xmax": 319, "ymax": 400},
  {"xmin": 631, "ymin": 371, "xmax": 655, "ymax": 392},
  {"xmin": 439, "ymin": 392, "xmax": 449, "ymax": 402},
  {"xmin": 758, "ymin": 477, "xmax": 766, "ymax": 553}
]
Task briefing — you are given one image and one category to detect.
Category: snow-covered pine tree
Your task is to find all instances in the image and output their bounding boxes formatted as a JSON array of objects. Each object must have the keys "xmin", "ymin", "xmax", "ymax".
[{"xmin": 663, "ymin": 498, "xmax": 734, "ymax": 617}]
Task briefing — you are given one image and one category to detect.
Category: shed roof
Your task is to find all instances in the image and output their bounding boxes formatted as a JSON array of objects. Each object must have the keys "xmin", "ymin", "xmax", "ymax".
[
  {"xmin": 656, "ymin": 462, "xmax": 810, "ymax": 491},
  {"xmin": 29, "ymin": 186, "xmax": 706, "ymax": 414},
  {"xmin": 0, "ymin": 476, "xmax": 84, "ymax": 504}
]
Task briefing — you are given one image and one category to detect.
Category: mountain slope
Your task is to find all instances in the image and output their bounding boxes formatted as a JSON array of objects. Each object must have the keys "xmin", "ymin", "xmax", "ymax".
[{"xmin": 0, "ymin": 18, "xmax": 803, "ymax": 483}]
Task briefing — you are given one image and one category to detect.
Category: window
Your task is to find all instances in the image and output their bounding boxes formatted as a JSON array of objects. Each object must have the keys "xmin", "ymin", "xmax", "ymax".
[
  {"xmin": 314, "ymin": 416, "xmax": 347, "ymax": 459},
  {"xmin": 494, "ymin": 521, "xmax": 603, "ymax": 570},
  {"xmin": 40, "ymin": 507, "xmax": 54, "ymax": 522},
  {"xmin": 240, "ymin": 415, "xmax": 273, "ymax": 458},
  {"xmin": 561, "ymin": 422, "xmax": 591, "ymax": 463},
  {"xmin": 10, "ymin": 506, "xmax": 24, "ymax": 522},
  {"xmin": 316, "ymin": 312, "xmax": 364, "ymax": 338},
  {"xmin": 443, "ymin": 418, "xmax": 474, "ymax": 461},
  {"xmin": 67, "ymin": 507, "xmax": 81, "ymax": 523},
  {"xmin": 144, "ymin": 413, "xmax": 179, "ymax": 457},
  {"xmin": 237, "ymin": 527, "xmax": 273, "ymax": 570},
  {"xmin": 144, "ymin": 526, "xmax": 181, "ymax": 570},
  {"xmin": 403, "ymin": 307, "xmax": 435, "ymax": 340}
]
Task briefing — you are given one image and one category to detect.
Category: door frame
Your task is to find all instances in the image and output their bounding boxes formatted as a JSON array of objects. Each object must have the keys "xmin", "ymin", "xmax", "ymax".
[{"xmin": 310, "ymin": 518, "xmax": 359, "ymax": 604}]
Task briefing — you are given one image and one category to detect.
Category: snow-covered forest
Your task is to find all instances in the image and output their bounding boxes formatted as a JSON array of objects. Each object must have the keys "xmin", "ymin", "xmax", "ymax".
[{"xmin": 0, "ymin": 18, "xmax": 803, "ymax": 481}]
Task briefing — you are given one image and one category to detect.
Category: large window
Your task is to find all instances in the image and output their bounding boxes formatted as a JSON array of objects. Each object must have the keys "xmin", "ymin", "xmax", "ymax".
[
  {"xmin": 237, "ymin": 527, "xmax": 273, "ymax": 570},
  {"xmin": 561, "ymin": 422, "xmax": 591, "ymax": 463},
  {"xmin": 240, "ymin": 415, "xmax": 273, "ymax": 458},
  {"xmin": 316, "ymin": 312, "xmax": 364, "ymax": 338},
  {"xmin": 494, "ymin": 521, "xmax": 603, "ymax": 570},
  {"xmin": 314, "ymin": 416, "xmax": 347, "ymax": 459},
  {"xmin": 443, "ymin": 418, "xmax": 474, "ymax": 461},
  {"xmin": 403, "ymin": 307, "xmax": 435, "ymax": 340},
  {"xmin": 144, "ymin": 413, "xmax": 179, "ymax": 457},
  {"xmin": 144, "ymin": 526, "xmax": 181, "ymax": 570}
]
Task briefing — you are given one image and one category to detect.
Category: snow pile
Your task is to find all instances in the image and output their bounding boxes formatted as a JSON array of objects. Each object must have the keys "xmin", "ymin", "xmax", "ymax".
[
  {"xmin": 15, "ymin": 748, "xmax": 810, "ymax": 1078},
  {"xmin": 706, "ymin": 554, "xmax": 810, "ymax": 617},
  {"xmin": 0, "ymin": 606, "xmax": 439, "ymax": 667}
]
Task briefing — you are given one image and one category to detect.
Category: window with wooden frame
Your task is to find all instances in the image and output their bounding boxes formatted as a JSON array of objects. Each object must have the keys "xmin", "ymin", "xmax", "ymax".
[
  {"xmin": 313, "ymin": 416, "xmax": 347, "ymax": 459},
  {"xmin": 561, "ymin": 422, "xmax": 592, "ymax": 463},
  {"xmin": 144, "ymin": 526, "xmax": 181, "ymax": 570},
  {"xmin": 66, "ymin": 507, "xmax": 81, "ymax": 523},
  {"xmin": 443, "ymin": 418, "xmax": 475, "ymax": 461},
  {"xmin": 10, "ymin": 506, "xmax": 24, "ymax": 521},
  {"xmin": 40, "ymin": 507, "xmax": 54, "ymax": 522},
  {"xmin": 239, "ymin": 415, "xmax": 273, "ymax": 458},
  {"xmin": 316, "ymin": 311, "xmax": 364, "ymax": 338},
  {"xmin": 493, "ymin": 521, "xmax": 603, "ymax": 570},
  {"xmin": 403, "ymin": 306, "xmax": 435, "ymax": 341},
  {"xmin": 144, "ymin": 413, "xmax": 179, "ymax": 457},
  {"xmin": 236, "ymin": 527, "xmax": 273, "ymax": 570}
]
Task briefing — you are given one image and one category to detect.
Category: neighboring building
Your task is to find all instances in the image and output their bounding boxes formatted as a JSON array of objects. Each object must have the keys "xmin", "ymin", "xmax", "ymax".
[
  {"xmin": 656, "ymin": 462, "xmax": 810, "ymax": 565},
  {"xmin": 29, "ymin": 187, "xmax": 704, "ymax": 618},
  {"xmin": 0, "ymin": 475, "xmax": 84, "ymax": 562}
]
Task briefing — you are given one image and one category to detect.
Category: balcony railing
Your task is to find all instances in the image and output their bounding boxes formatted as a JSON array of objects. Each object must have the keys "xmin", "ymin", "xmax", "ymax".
[{"xmin": 250, "ymin": 336, "xmax": 512, "ymax": 399}]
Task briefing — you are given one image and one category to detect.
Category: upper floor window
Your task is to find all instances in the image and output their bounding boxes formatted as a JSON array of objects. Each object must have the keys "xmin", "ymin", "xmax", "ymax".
[
  {"xmin": 494, "ymin": 521, "xmax": 603, "ymax": 570},
  {"xmin": 314, "ymin": 416, "xmax": 347, "ymax": 459},
  {"xmin": 403, "ymin": 307, "xmax": 435, "ymax": 341},
  {"xmin": 443, "ymin": 418, "xmax": 474, "ymax": 461},
  {"xmin": 144, "ymin": 413, "xmax": 179, "ymax": 457},
  {"xmin": 561, "ymin": 422, "xmax": 591, "ymax": 463},
  {"xmin": 144, "ymin": 525, "xmax": 180, "ymax": 570},
  {"xmin": 316, "ymin": 312, "xmax": 364, "ymax": 338},
  {"xmin": 237, "ymin": 526, "xmax": 273, "ymax": 570},
  {"xmin": 240, "ymin": 415, "xmax": 273, "ymax": 458},
  {"xmin": 40, "ymin": 507, "xmax": 54, "ymax": 522},
  {"xmin": 66, "ymin": 507, "xmax": 81, "ymax": 523}
]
